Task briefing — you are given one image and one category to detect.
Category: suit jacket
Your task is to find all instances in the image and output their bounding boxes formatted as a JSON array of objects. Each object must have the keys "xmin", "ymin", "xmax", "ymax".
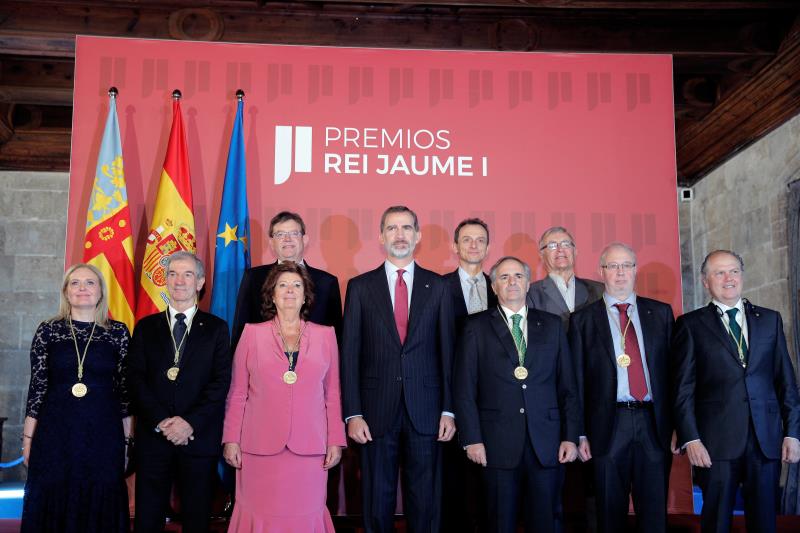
[
  {"xmin": 128, "ymin": 309, "xmax": 231, "ymax": 457},
  {"xmin": 442, "ymin": 269, "xmax": 498, "ymax": 333},
  {"xmin": 340, "ymin": 263, "xmax": 455, "ymax": 437},
  {"xmin": 672, "ymin": 301, "xmax": 800, "ymax": 461},
  {"xmin": 454, "ymin": 307, "xmax": 580, "ymax": 469},
  {"xmin": 231, "ymin": 261, "xmax": 342, "ymax": 348},
  {"xmin": 222, "ymin": 321, "xmax": 346, "ymax": 455},
  {"xmin": 527, "ymin": 275, "xmax": 604, "ymax": 330},
  {"xmin": 568, "ymin": 296, "xmax": 674, "ymax": 456}
]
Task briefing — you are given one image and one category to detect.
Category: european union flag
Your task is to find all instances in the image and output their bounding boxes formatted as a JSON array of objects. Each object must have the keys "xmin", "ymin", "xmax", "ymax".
[{"xmin": 211, "ymin": 98, "xmax": 250, "ymax": 333}]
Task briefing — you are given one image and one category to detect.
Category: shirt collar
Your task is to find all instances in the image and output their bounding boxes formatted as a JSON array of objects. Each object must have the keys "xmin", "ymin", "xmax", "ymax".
[
  {"xmin": 278, "ymin": 258, "xmax": 306, "ymax": 267},
  {"xmin": 458, "ymin": 266, "xmax": 484, "ymax": 284},
  {"xmin": 168, "ymin": 304, "xmax": 197, "ymax": 324},
  {"xmin": 712, "ymin": 298, "xmax": 743, "ymax": 314},
  {"xmin": 548, "ymin": 272, "xmax": 574, "ymax": 290},
  {"xmin": 499, "ymin": 303, "xmax": 527, "ymax": 320},
  {"xmin": 604, "ymin": 292, "xmax": 637, "ymax": 309},
  {"xmin": 384, "ymin": 259, "xmax": 415, "ymax": 277}
]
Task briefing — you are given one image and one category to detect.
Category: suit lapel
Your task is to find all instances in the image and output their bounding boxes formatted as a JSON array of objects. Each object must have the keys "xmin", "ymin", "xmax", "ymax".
[
  {"xmin": 182, "ymin": 309, "xmax": 208, "ymax": 367},
  {"xmin": 542, "ymin": 276, "xmax": 570, "ymax": 316},
  {"xmin": 408, "ymin": 266, "xmax": 433, "ymax": 338},
  {"xmin": 744, "ymin": 302, "xmax": 759, "ymax": 370},
  {"xmin": 448, "ymin": 270, "xmax": 468, "ymax": 317},
  {"xmin": 698, "ymin": 303, "xmax": 741, "ymax": 365},
  {"xmin": 489, "ymin": 307, "xmax": 521, "ymax": 368},
  {"xmin": 574, "ymin": 278, "xmax": 589, "ymax": 308},
  {"xmin": 635, "ymin": 297, "xmax": 660, "ymax": 395},
  {"xmin": 591, "ymin": 299, "xmax": 617, "ymax": 367},
  {"xmin": 524, "ymin": 311, "xmax": 542, "ymax": 372},
  {"xmin": 484, "ymin": 273, "xmax": 498, "ymax": 309},
  {"xmin": 367, "ymin": 265, "xmax": 403, "ymax": 346}
]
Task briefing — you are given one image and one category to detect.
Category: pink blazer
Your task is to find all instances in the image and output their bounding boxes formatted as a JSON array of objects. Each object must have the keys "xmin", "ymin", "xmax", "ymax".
[{"xmin": 222, "ymin": 320, "xmax": 347, "ymax": 455}]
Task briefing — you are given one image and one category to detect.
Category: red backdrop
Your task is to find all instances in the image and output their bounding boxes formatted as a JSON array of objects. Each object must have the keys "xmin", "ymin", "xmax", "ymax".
[{"xmin": 67, "ymin": 36, "xmax": 690, "ymax": 514}]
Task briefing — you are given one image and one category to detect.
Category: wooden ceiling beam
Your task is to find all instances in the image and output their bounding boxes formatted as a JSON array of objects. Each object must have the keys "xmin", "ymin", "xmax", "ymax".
[
  {"xmin": 676, "ymin": 19, "xmax": 800, "ymax": 184},
  {"xmin": 0, "ymin": 2, "xmax": 791, "ymax": 55}
]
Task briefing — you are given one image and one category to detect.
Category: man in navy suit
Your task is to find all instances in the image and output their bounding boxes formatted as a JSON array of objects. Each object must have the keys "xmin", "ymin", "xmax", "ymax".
[
  {"xmin": 231, "ymin": 211, "xmax": 342, "ymax": 347},
  {"xmin": 341, "ymin": 205, "xmax": 456, "ymax": 533},
  {"xmin": 568, "ymin": 242, "xmax": 675, "ymax": 533},
  {"xmin": 454, "ymin": 256, "xmax": 580, "ymax": 532},
  {"xmin": 441, "ymin": 217, "xmax": 497, "ymax": 530},
  {"xmin": 527, "ymin": 226, "xmax": 604, "ymax": 330},
  {"xmin": 672, "ymin": 249, "xmax": 800, "ymax": 533},
  {"xmin": 128, "ymin": 252, "xmax": 231, "ymax": 533}
]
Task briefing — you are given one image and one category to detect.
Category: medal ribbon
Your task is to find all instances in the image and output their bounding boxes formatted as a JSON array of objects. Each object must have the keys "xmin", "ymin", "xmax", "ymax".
[{"xmin": 69, "ymin": 317, "xmax": 97, "ymax": 383}]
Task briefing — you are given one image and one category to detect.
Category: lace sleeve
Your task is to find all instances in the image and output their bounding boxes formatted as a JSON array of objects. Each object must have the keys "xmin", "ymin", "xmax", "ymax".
[
  {"xmin": 112, "ymin": 321, "xmax": 131, "ymax": 417},
  {"xmin": 25, "ymin": 321, "xmax": 51, "ymax": 418}
]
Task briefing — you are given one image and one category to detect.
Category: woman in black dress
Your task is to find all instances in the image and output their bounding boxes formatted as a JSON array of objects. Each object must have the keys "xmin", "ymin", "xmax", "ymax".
[{"xmin": 21, "ymin": 263, "xmax": 132, "ymax": 533}]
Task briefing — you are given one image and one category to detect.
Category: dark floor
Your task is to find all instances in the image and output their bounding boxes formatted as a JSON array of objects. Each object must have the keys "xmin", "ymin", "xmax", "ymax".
[{"xmin": 2, "ymin": 515, "xmax": 800, "ymax": 533}]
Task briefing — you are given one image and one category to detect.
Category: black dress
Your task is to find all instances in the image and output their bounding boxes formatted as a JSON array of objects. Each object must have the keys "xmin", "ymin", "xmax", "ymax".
[{"xmin": 21, "ymin": 318, "xmax": 131, "ymax": 533}]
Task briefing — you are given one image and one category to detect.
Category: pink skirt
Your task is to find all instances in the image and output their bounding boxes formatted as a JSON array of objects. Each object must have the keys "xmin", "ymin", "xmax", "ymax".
[{"xmin": 228, "ymin": 448, "xmax": 334, "ymax": 533}]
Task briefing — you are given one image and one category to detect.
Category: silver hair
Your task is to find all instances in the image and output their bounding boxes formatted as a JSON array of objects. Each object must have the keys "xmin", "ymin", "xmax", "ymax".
[
  {"xmin": 538, "ymin": 226, "xmax": 576, "ymax": 249},
  {"xmin": 166, "ymin": 251, "xmax": 205, "ymax": 279},
  {"xmin": 599, "ymin": 242, "xmax": 637, "ymax": 266},
  {"xmin": 489, "ymin": 256, "xmax": 532, "ymax": 283},
  {"xmin": 700, "ymin": 249, "xmax": 744, "ymax": 275}
]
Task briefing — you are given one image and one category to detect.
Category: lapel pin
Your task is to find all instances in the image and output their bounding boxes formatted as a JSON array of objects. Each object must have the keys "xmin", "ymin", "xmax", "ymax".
[
  {"xmin": 425, "ymin": 284, "xmax": 430, "ymax": 288},
  {"xmin": 536, "ymin": 322, "xmax": 541, "ymax": 326}
]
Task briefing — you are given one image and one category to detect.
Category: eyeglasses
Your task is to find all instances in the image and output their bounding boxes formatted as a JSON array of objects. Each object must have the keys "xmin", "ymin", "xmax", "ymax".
[
  {"xmin": 540, "ymin": 240, "xmax": 574, "ymax": 251},
  {"xmin": 601, "ymin": 262, "xmax": 636, "ymax": 271},
  {"xmin": 272, "ymin": 230, "xmax": 303, "ymax": 240}
]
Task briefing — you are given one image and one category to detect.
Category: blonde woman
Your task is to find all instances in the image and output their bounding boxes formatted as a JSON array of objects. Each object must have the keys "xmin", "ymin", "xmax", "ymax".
[{"xmin": 21, "ymin": 263, "xmax": 132, "ymax": 533}]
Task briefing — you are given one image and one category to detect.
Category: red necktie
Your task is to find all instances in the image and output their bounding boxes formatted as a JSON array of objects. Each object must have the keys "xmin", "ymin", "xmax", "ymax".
[
  {"xmin": 615, "ymin": 303, "xmax": 647, "ymax": 401},
  {"xmin": 394, "ymin": 269, "xmax": 408, "ymax": 344}
]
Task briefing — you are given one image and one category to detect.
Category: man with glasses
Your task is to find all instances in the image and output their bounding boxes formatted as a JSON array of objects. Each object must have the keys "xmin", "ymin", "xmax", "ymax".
[
  {"xmin": 527, "ymin": 226, "xmax": 604, "ymax": 330},
  {"xmin": 231, "ymin": 211, "xmax": 342, "ymax": 347},
  {"xmin": 672, "ymin": 250, "xmax": 800, "ymax": 533},
  {"xmin": 568, "ymin": 242, "xmax": 675, "ymax": 533}
]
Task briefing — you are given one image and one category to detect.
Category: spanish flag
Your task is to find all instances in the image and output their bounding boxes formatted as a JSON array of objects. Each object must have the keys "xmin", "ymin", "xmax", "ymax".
[
  {"xmin": 136, "ymin": 93, "xmax": 195, "ymax": 319},
  {"xmin": 82, "ymin": 91, "xmax": 136, "ymax": 332}
]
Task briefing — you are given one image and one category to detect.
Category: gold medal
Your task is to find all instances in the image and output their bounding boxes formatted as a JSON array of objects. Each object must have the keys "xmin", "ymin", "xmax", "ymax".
[
  {"xmin": 514, "ymin": 366, "xmax": 528, "ymax": 380},
  {"xmin": 71, "ymin": 382, "xmax": 88, "ymax": 397},
  {"xmin": 166, "ymin": 367, "xmax": 180, "ymax": 381},
  {"xmin": 283, "ymin": 370, "xmax": 298, "ymax": 384},
  {"xmin": 617, "ymin": 354, "xmax": 631, "ymax": 368}
]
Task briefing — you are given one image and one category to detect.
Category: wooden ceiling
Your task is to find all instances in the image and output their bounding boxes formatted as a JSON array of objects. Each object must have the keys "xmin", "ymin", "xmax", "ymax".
[{"xmin": 1, "ymin": 0, "xmax": 799, "ymax": 185}]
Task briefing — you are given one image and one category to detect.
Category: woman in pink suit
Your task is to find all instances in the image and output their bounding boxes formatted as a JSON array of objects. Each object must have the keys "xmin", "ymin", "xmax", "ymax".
[{"xmin": 223, "ymin": 262, "xmax": 346, "ymax": 532}]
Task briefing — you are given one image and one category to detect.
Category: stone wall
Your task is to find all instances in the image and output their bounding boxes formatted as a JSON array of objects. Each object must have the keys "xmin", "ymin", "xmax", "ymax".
[
  {"xmin": 0, "ymin": 171, "xmax": 68, "ymax": 481},
  {"xmin": 679, "ymin": 113, "xmax": 800, "ymax": 357}
]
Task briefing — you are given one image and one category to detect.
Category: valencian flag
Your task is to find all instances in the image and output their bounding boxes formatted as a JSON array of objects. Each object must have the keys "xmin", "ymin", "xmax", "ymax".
[
  {"xmin": 210, "ymin": 93, "xmax": 250, "ymax": 333},
  {"xmin": 136, "ymin": 91, "xmax": 196, "ymax": 318},
  {"xmin": 82, "ymin": 89, "xmax": 136, "ymax": 332}
]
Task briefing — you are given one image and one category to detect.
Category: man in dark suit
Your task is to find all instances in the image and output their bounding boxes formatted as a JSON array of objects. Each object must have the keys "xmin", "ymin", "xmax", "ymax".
[
  {"xmin": 441, "ymin": 217, "xmax": 497, "ymax": 531},
  {"xmin": 527, "ymin": 226, "xmax": 604, "ymax": 329},
  {"xmin": 128, "ymin": 251, "xmax": 231, "ymax": 533},
  {"xmin": 443, "ymin": 217, "xmax": 498, "ymax": 328},
  {"xmin": 672, "ymin": 249, "xmax": 800, "ymax": 533},
  {"xmin": 455, "ymin": 256, "xmax": 580, "ymax": 532},
  {"xmin": 341, "ymin": 205, "xmax": 456, "ymax": 533},
  {"xmin": 568, "ymin": 242, "xmax": 675, "ymax": 533},
  {"xmin": 231, "ymin": 211, "xmax": 342, "ymax": 347}
]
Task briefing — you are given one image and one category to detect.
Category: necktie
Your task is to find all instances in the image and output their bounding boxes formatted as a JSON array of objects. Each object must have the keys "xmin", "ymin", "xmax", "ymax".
[
  {"xmin": 510, "ymin": 314, "xmax": 526, "ymax": 364},
  {"xmin": 172, "ymin": 313, "xmax": 187, "ymax": 357},
  {"xmin": 725, "ymin": 308, "xmax": 748, "ymax": 365},
  {"xmin": 394, "ymin": 269, "xmax": 408, "ymax": 344},
  {"xmin": 467, "ymin": 276, "xmax": 483, "ymax": 314},
  {"xmin": 614, "ymin": 303, "xmax": 647, "ymax": 401}
]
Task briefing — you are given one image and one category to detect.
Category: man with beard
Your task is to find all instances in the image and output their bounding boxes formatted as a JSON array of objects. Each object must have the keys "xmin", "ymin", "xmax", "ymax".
[{"xmin": 341, "ymin": 205, "xmax": 456, "ymax": 532}]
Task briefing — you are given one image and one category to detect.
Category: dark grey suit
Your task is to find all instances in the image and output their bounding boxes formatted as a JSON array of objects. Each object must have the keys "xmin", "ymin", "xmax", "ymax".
[{"xmin": 526, "ymin": 275, "xmax": 604, "ymax": 329}]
